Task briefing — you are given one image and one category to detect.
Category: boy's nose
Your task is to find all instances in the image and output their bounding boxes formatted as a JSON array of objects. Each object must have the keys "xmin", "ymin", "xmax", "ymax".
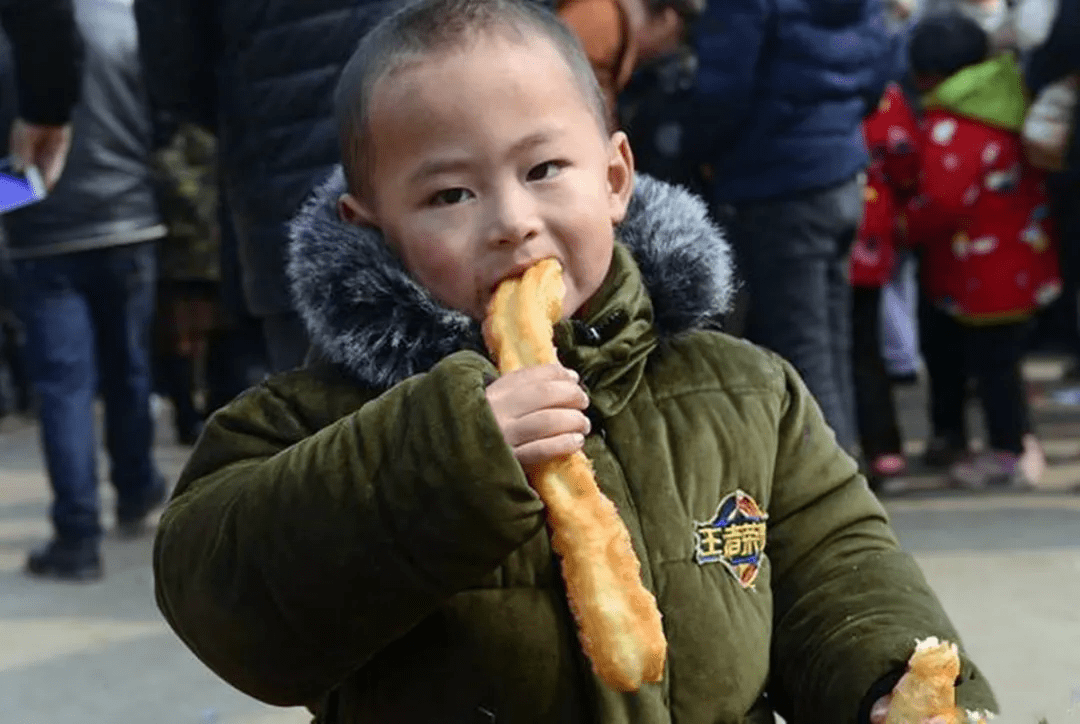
[{"xmin": 486, "ymin": 187, "xmax": 541, "ymax": 247}]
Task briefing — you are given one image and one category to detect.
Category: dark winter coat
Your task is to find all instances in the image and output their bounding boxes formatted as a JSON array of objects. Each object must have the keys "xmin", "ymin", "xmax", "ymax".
[
  {"xmin": 0, "ymin": 0, "xmax": 83, "ymax": 125},
  {"xmin": 133, "ymin": 0, "xmax": 393, "ymax": 317},
  {"xmin": 154, "ymin": 172, "xmax": 997, "ymax": 723},
  {"xmin": 1026, "ymin": 0, "xmax": 1080, "ymax": 181},
  {"xmin": 691, "ymin": 0, "xmax": 902, "ymax": 202},
  {"xmin": 3, "ymin": 0, "xmax": 164, "ymax": 260}
]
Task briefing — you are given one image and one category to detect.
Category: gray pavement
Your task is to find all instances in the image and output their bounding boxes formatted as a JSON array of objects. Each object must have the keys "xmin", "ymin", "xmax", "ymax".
[{"xmin": 1, "ymin": 360, "xmax": 1079, "ymax": 724}]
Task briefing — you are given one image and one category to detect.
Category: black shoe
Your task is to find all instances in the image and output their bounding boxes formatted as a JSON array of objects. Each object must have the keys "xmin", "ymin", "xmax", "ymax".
[
  {"xmin": 116, "ymin": 476, "xmax": 169, "ymax": 537},
  {"xmin": 26, "ymin": 538, "xmax": 103, "ymax": 582},
  {"xmin": 922, "ymin": 435, "xmax": 969, "ymax": 469}
]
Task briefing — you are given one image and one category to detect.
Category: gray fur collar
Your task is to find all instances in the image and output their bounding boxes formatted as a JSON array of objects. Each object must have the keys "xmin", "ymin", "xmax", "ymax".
[{"xmin": 288, "ymin": 168, "xmax": 733, "ymax": 389}]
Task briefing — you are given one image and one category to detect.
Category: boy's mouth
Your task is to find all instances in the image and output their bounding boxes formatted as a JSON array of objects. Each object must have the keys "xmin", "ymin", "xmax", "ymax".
[{"xmin": 490, "ymin": 259, "xmax": 553, "ymax": 295}]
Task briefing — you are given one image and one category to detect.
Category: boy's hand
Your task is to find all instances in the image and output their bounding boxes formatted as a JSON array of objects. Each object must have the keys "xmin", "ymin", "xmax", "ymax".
[
  {"xmin": 486, "ymin": 364, "xmax": 591, "ymax": 469},
  {"xmin": 869, "ymin": 693, "xmax": 950, "ymax": 724}
]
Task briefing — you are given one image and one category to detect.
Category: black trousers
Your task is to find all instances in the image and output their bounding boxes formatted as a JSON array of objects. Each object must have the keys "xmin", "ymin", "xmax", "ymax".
[
  {"xmin": 920, "ymin": 298, "xmax": 1031, "ymax": 455},
  {"xmin": 919, "ymin": 296, "xmax": 968, "ymax": 447},
  {"xmin": 852, "ymin": 287, "xmax": 903, "ymax": 459}
]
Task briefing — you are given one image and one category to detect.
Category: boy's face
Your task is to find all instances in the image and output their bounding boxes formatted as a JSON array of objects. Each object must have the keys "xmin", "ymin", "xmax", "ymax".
[{"xmin": 338, "ymin": 32, "xmax": 635, "ymax": 321}]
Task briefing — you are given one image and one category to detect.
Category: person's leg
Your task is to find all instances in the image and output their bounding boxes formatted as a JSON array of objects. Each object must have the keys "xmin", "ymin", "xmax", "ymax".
[
  {"xmin": 14, "ymin": 255, "xmax": 103, "ymax": 578},
  {"xmin": 261, "ymin": 310, "xmax": 309, "ymax": 374},
  {"xmin": 825, "ymin": 181, "xmax": 860, "ymax": 453},
  {"xmin": 917, "ymin": 290, "xmax": 968, "ymax": 461},
  {"xmin": 729, "ymin": 179, "xmax": 857, "ymax": 451},
  {"xmin": 966, "ymin": 322, "xmax": 1029, "ymax": 455},
  {"xmin": 85, "ymin": 244, "xmax": 164, "ymax": 531},
  {"xmin": 154, "ymin": 281, "xmax": 205, "ymax": 445},
  {"xmin": 952, "ymin": 321, "xmax": 1038, "ymax": 488},
  {"xmin": 852, "ymin": 287, "xmax": 904, "ymax": 462}
]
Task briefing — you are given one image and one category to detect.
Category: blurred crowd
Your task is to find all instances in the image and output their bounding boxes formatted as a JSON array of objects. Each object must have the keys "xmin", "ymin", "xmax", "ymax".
[{"xmin": 0, "ymin": 0, "xmax": 1077, "ymax": 580}]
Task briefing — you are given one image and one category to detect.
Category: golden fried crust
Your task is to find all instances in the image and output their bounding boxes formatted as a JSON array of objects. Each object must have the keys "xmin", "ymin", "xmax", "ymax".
[
  {"xmin": 886, "ymin": 639, "xmax": 965, "ymax": 724},
  {"xmin": 483, "ymin": 259, "xmax": 667, "ymax": 691}
]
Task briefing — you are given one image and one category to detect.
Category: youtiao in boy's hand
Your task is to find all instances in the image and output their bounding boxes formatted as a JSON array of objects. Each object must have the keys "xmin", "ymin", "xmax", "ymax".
[
  {"xmin": 872, "ymin": 638, "xmax": 993, "ymax": 724},
  {"xmin": 484, "ymin": 259, "xmax": 667, "ymax": 692}
]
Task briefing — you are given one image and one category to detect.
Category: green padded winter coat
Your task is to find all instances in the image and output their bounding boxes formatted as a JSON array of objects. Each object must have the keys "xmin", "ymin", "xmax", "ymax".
[{"xmin": 153, "ymin": 173, "xmax": 997, "ymax": 724}]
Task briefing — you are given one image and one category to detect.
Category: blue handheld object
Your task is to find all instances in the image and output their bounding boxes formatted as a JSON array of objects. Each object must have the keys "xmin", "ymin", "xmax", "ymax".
[{"xmin": 0, "ymin": 158, "xmax": 47, "ymax": 214}]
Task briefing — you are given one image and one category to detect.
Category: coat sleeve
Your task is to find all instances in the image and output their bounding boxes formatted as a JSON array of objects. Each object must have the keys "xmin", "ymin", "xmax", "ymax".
[
  {"xmin": 133, "ymin": 0, "xmax": 217, "ymax": 127},
  {"xmin": 763, "ymin": 356, "xmax": 998, "ymax": 723},
  {"xmin": 0, "ymin": 0, "xmax": 83, "ymax": 125},
  {"xmin": 153, "ymin": 351, "xmax": 545, "ymax": 707}
]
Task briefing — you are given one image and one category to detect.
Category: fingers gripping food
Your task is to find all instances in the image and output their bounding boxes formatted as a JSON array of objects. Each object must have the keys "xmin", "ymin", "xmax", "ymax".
[
  {"xmin": 886, "ymin": 638, "xmax": 990, "ymax": 724},
  {"xmin": 483, "ymin": 259, "xmax": 667, "ymax": 692}
]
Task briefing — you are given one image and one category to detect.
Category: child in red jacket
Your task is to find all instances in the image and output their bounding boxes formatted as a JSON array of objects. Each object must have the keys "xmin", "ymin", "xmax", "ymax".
[
  {"xmin": 903, "ymin": 14, "xmax": 1058, "ymax": 488},
  {"xmin": 850, "ymin": 83, "xmax": 920, "ymax": 486}
]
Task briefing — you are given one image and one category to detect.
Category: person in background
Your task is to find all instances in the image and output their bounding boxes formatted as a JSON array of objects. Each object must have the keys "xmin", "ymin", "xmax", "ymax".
[
  {"xmin": 150, "ymin": 121, "xmax": 221, "ymax": 445},
  {"xmin": 688, "ymin": 0, "xmax": 902, "ymax": 453},
  {"xmin": 851, "ymin": 83, "xmax": 921, "ymax": 488},
  {"xmin": 560, "ymin": 0, "xmax": 696, "ymax": 127},
  {"xmin": 0, "ymin": 0, "xmax": 84, "ymax": 422},
  {"xmin": 3, "ymin": 0, "xmax": 167, "ymax": 581},
  {"xmin": 903, "ymin": 13, "xmax": 1057, "ymax": 489},
  {"xmin": 1025, "ymin": 0, "xmax": 1080, "ymax": 372}
]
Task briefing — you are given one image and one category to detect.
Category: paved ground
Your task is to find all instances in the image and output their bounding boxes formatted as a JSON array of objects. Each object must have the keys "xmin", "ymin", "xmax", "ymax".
[{"xmin": 1, "ymin": 359, "xmax": 1079, "ymax": 724}]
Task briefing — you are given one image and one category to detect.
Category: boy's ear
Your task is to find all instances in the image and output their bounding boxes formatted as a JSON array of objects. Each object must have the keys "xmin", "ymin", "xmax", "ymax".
[
  {"xmin": 607, "ymin": 131, "xmax": 635, "ymax": 225},
  {"xmin": 337, "ymin": 192, "xmax": 377, "ymax": 227}
]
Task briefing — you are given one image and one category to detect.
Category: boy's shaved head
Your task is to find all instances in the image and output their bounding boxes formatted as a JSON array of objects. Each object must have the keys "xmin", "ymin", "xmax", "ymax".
[{"xmin": 334, "ymin": 0, "xmax": 609, "ymax": 194}]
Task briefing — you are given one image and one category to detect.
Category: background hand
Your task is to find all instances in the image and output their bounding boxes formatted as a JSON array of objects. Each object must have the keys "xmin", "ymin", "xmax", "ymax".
[
  {"xmin": 9, "ymin": 119, "xmax": 73, "ymax": 190},
  {"xmin": 636, "ymin": 7, "xmax": 686, "ymax": 63},
  {"xmin": 486, "ymin": 364, "xmax": 590, "ymax": 469}
]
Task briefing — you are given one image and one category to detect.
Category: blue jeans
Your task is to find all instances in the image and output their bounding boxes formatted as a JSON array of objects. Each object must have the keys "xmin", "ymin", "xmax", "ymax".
[
  {"xmin": 719, "ymin": 175, "xmax": 862, "ymax": 451},
  {"xmin": 14, "ymin": 242, "xmax": 159, "ymax": 542}
]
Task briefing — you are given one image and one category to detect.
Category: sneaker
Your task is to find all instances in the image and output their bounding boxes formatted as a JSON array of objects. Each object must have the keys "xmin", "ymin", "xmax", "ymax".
[
  {"xmin": 949, "ymin": 450, "xmax": 1034, "ymax": 490},
  {"xmin": 1018, "ymin": 434, "xmax": 1047, "ymax": 487},
  {"xmin": 25, "ymin": 538, "xmax": 103, "ymax": 582},
  {"xmin": 116, "ymin": 476, "xmax": 168, "ymax": 537},
  {"xmin": 871, "ymin": 453, "xmax": 908, "ymax": 478}
]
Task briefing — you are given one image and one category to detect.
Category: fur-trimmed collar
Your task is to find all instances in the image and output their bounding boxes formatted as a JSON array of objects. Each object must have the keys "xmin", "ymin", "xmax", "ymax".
[{"xmin": 288, "ymin": 168, "xmax": 733, "ymax": 390}]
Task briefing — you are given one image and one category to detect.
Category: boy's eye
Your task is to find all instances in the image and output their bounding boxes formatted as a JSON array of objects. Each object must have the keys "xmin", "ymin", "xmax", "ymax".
[
  {"xmin": 526, "ymin": 160, "xmax": 566, "ymax": 182},
  {"xmin": 430, "ymin": 188, "xmax": 474, "ymax": 206}
]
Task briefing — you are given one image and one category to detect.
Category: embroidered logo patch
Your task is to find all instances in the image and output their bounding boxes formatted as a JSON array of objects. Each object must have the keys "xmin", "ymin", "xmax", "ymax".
[{"xmin": 694, "ymin": 490, "xmax": 768, "ymax": 588}]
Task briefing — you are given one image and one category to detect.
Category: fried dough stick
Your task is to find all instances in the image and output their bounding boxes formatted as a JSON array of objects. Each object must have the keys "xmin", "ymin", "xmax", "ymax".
[
  {"xmin": 886, "ymin": 638, "xmax": 987, "ymax": 724},
  {"xmin": 483, "ymin": 258, "xmax": 667, "ymax": 692}
]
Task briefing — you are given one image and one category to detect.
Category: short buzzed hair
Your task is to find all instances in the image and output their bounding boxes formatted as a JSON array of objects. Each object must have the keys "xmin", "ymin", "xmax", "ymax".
[{"xmin": 334, "ymin": 0, "xmax": 610, "ymax": 194}]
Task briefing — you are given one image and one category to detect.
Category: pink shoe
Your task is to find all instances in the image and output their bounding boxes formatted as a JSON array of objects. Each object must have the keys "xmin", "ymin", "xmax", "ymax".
[{"xmin": 871, "ymin": 453, "xmax": 907, "ymax": 478}]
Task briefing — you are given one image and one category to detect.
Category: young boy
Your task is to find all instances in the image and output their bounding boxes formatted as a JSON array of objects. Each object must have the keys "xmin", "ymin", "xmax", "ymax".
[{"xmin": 153, "ymin": 0, "xmax": 997, "ymax": 721}]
